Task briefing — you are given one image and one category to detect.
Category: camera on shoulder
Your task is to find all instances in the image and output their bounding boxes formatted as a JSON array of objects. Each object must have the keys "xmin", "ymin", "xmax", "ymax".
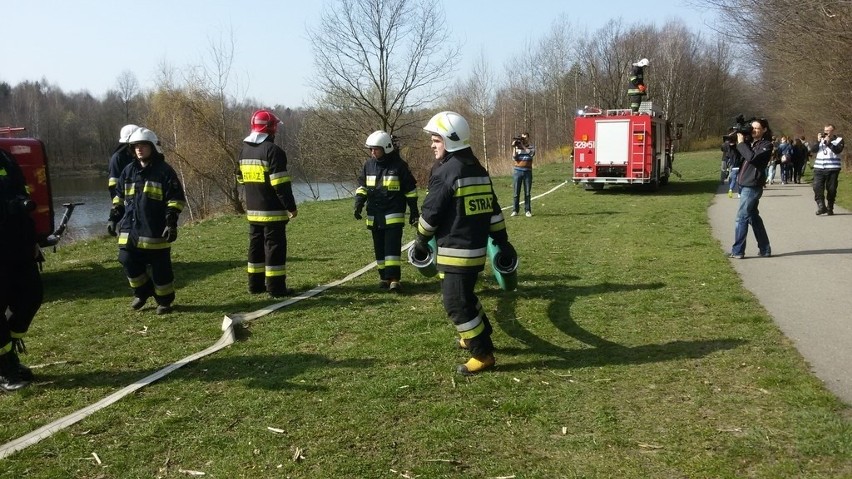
[
  {"xmin": 511, "ymin": 136, "xmax": 523, "ymax": 147},
  {"xmin": 723, "ymin": 114, "xmax": 752, "ymax": 141}
]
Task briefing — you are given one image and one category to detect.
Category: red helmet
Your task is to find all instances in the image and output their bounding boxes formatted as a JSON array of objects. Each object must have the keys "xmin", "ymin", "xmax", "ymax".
[{"xmin": 250, "ymin": 109, "xmax": 281, "ymax": 134}]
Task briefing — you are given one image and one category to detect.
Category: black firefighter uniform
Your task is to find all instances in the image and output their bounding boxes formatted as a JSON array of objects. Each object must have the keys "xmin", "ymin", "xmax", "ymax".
[
  {"xmin": 354, "ymin": 149, "xmax": 418, "ymax": 282},
  {"xmin": 417, "ymin": 148, "xmax": 509, "ymax": 358},
  {"xmin": 238, "ymin": 134, "xmax": 297, "ymax": 295},
  {"xmin": 0, "ymin": 149, "xmax": 43, "ymax": 371},
  {"xmin": 114, "ymin": 154, "xmax": 186, "ymax": 307}
]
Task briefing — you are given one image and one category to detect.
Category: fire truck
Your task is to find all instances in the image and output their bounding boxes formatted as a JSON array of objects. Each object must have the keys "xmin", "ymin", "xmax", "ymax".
[
  {"xmin": 572, "ymin": 101, "xmax": 681, "ymax": 191},
  {"xmin": 0, "ymin": 126, "xmax": 80, "ymax": 248}
]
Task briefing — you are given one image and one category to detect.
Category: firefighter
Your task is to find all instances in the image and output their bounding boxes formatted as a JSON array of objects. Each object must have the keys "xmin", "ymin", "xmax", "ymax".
[
  {"xmin": 238, "ymin": 109, "xmax": 298, "ymax": 297},
  {"xmin": 354, "ymin": 131, "xmax": 419, "ymax": 291},
  {"xmin": 113, "ymin": 128, "xmax": 186, "ymax": 314},
  {"xmin": 413, "ymin": 111, "xmax": 517, "ymax": 375},
  {"xmin": 0, "ymin": 148, "xmax": 43, "ymax": 391},
  {"xmin": 107, "ymin": 124, "xmax": 139, "ymax": 236},
  {"xmin": 628, "ymin": 58, "xmax": 649, "ymax": 113}
]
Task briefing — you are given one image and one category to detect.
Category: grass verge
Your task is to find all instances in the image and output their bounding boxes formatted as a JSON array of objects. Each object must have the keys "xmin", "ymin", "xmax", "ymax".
[{"xmin": 2, "ymin": 152, "xmax": 851, "ymax": 478}]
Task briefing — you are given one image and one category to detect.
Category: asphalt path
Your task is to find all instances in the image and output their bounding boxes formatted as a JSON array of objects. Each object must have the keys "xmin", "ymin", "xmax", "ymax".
[{"xmin": 708, "ymin": 179, "xmax": 852, "ymax": 405}]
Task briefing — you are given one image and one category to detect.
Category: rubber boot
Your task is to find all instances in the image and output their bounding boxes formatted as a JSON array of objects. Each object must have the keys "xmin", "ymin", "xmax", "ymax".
[
  {"xmin": 0, "ymin": 351, "xmax": 30, "ymax": 392},
  {"xmin": 816, "ymin": 201, "xmax": 828, "ymax": 215},
  {"xmin": 827, "ymin": 202, "xmax": 835, "ymax": 216},
  {"xmin": 11, "ymin": 339, "xmax": 33, "ymax": 381},
  {"xmin": 457, "ymin": 353, "xmax": 495, "ymax": 375}
]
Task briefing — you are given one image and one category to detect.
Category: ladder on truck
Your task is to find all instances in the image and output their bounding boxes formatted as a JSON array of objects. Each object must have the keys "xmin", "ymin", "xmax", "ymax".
[{"xmin": 631, "ymin": 119, "xmax": 648, "ymax": 180}]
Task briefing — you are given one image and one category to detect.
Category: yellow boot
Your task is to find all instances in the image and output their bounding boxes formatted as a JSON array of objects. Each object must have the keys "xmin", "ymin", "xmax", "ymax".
[{"xmin": 457, "ymin": 353, "xmax": 495, "ymax": 375}]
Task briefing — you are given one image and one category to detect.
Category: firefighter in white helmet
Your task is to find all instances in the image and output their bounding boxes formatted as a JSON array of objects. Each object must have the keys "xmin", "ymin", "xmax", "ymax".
[
  {"xmin": 413, "ymin": 111, "xmax": 517, "ymax": 375},
  {"xmin": 354, "ymin": 130, "xmax": 419, "ymax": 291},
  {"xmin": 238, "ymin": 109, "xmax": 298, "ymax": 297},
  {"xmin": 106, "ymin": 124, "xmax": 139, "ymax": 236},
  {"xmin": 113, "ymin": 128, "xmax": 186, "ymax": 314},
  {"xmin": 628, "ymin": 58, "xmax": 650, "ymax": 113}
]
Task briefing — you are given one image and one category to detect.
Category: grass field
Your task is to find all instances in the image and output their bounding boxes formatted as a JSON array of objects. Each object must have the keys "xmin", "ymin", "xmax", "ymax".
[{"xmin": 2, "ymin": 152, "xmax": 851, "ymax": 478}]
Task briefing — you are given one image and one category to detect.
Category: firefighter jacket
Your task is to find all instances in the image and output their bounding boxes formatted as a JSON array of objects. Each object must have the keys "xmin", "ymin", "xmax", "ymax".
[
  {"xmin": 0, "ymin": 150, "xmax": 37, "ymax": 262},
  {"xmin": 108, "ymin": 144, "xmax": 135, "ymax": 200},
  {"xmin": 417, "ymin": 148, "xmax": 508, "ymax": 274},
  {"xmin": 238, "ymin": 137, "xmax": 297, "ymax": 224},
  {"xmin": 114, "ymin": 153, "xmax": 186, "ymax": 250},
  {"xmin": 354, "ymin": 150, "xmax": 418, "ymax": 229}
]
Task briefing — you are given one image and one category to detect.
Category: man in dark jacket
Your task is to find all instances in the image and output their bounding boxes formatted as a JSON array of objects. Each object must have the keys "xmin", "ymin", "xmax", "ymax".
[
  {"xmin": 414, "ymin": 111, "xmax": 516, "ymax": 375},
  {"xmin": 113, "ymin": 128, "xmax": 186, "ymax": 314},
  {"xmin": 730, "ymin": 117, "xmax": 772, "ymax": 259},
  {"xmin": 238, "ymin": 109, "xmax": 298, "ymax": 297},
  {"xmin": 355, "ymin": 130, "xmax": 419, "ymax": 291},
  {"xmin": 0, "ymin": 148, "xmax": 43, "ymax": 390},
  {"xmin": 107, "ymin": 124, "xmax": 139, "ymax": 236}
]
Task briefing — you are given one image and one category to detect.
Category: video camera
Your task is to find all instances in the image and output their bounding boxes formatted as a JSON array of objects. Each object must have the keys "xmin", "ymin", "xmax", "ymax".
[
  {"xmin": 511, "ymin": 136, "xmax": 524, "ymax": 148},
  {"xmin": 722, "ymin": 114, "xmax": 752, "ymax": 142}
]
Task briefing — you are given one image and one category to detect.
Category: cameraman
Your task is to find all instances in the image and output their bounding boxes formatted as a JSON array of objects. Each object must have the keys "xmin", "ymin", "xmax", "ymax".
[
  {"xmin": 810, "ymin": 124, "xmax": 845, "ymax": 215},
  {"xmin": 722, "ymin": 129, "xmax": 742, "ymax": 197},
  {"xmin": 729, "ymin": 117, "xmax": 773, "ymax": 259},
  {"xmin": 511, "ymin": 132, "xmax": 535, "ymax": 217},
  {"xmin": 0, "ymin": 149, "xmax": 43, "ymax": 391}
]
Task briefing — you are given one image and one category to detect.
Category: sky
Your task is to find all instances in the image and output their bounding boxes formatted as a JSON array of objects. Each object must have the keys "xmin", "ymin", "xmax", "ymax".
[{"xmin": 0, "ymin": 0, "xmax": 718, "ymax": 109}]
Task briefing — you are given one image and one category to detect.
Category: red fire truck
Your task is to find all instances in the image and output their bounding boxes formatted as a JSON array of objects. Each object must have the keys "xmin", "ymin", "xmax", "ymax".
[
  {"xmin": 0, "ymin": 126, "xmax": 80, "ymax": 247},
  {"xmin": 572, "ymin": 102, "xmax": 681, "ymax": 191}
]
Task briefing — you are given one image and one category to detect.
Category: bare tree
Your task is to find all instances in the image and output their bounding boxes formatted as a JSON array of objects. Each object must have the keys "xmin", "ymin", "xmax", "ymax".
[
  {"xmin": 307, "ymin": 0, "xmax": 458, "ymax": 143},
  {"xmin": 116, "ymin": 70, "xmax": 139, "ymax": 122},
  {"xmin": 464, "ymin": 49, "xmax": 496, "ymax": 169}
]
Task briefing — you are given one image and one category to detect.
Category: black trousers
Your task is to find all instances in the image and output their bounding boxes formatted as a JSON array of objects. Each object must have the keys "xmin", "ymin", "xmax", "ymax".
[
  {"xmin": 442, "ymin": 271, "xmax": 493, "ymax": 357},
  {"xmin": 248, "ymin": 222, "xmax": 288, "ymax": 294},
  {"xmin": 371, "ymin": 226, "xmax": 403, "ymax": 281},
  {"xmin": 118, "ymin": 247, "xmax": 175, "ymax": 306},
  {"xmin": 0, "ymin": 259, "xmax": 43, "ymax": 349},
  {"xmin": 813, "ymin": 169, "xmax": 840, "ymax": 205}
]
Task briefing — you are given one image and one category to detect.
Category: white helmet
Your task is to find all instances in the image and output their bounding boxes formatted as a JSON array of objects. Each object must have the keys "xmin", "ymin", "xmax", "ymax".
[
  {"xmin": 119, "ymin": 124, "xmax": 140, "ymax": 143},
  {"xmin": 128, "ymin": 127, "xmax": 163, "ymax": 153},
  {"xmin": 633, "ymin": 58, "xmax": 650, "ymax": 67},
  {"xmin": 423, "ymin": 111, "xmax": 470, "ymax": 152},
  {"xmin": 365, "ymin": 130, "xmax": 394, "ymax": 154}
]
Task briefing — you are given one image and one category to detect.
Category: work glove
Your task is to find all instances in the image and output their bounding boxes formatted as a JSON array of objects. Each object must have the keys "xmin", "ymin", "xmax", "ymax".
[
  {"xmin": 496, "ymin": 240, "xmax": 517, "ymax": 264},
  {"xmin": 413, "ymin": 234, "xmax": 431, "ymax": 258},
  {"xmin": 107, "ymin": 220, "xmax": 118, "ymax": 237},
  {"xmin": 408, "ymin": 209, "xmax": 419, "ymax": 226},
  {"xmin": 108, "ymin": 206, "xmax": 125, "ymax": 222},
  {"xmin": 354, "ymin": 205, "xmax": 363, "ymax": 220},
  {"xmin": 162, "ymin": 225, "xmax": 178, "ymax": 243}
]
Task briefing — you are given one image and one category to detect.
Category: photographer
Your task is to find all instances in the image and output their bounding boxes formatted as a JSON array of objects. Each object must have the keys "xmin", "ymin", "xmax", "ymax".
[
  {"xmin": 722, "ymin": 129, "xmax": 742, "ymax": 197},
  {"xmin": 810, "ymin": 124, "xmax": 845, "ymax": 215},
  {"xmin": 0, "ymin": 148, "xmax": 43, "ymax": 391},
  {"xmin": 729, "ymin": 117, "xmax": 773, "ymax": 259},
  {"xmin": 511, "ymin": 132, "xmax": 535, "ymax": 217}
]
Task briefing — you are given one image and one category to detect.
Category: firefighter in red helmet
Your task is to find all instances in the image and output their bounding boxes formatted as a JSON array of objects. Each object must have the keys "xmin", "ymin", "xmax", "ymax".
[{"xmin": 238, "ymin": 109, "xmax": 298, "ymax": 297}]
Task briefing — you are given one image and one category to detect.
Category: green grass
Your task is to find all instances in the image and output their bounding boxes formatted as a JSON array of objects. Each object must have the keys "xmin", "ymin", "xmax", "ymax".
[{"xmin": 2, "ymin": 152, "xmax": 851, "ymax": 478}]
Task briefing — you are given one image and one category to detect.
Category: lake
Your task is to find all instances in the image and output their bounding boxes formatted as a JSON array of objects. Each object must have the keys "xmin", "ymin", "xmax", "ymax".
[{"xmin": 49, "ymin": 175, "xmax": 354, "ymax": 243}]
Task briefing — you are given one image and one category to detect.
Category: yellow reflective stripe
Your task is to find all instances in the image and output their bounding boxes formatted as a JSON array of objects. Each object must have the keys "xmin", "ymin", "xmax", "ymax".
[
  {"xmin": 108, "ymin": 177, "xmax": 118, "ymax": 187},
  {"xmin": 456, "ymin": 313, "xmax": 486, "ymax": 339},
  {"xmin": 356, "ymin": 187, "xmax": 367, "ymax": 196},
  {"xmin": 154, "ymin": 282, "xmax": 175, "ymax": 296},
  {"xmin": 269, "ymin": 172, "xmax": 291, "ymax": 186},
  {"xmin": 247, "ymin": 262, "xmax": 265, "ymax": 273},
  {"xmin": 455, "ymin": 184, "xmax": 492, "ymax": 197},
  {"xmin": 418, "ymin": 217, "xmax": 436, "ymax": 233},
  {"xmin": 112, "ymin": 196, "xmax": 122, "ymax": 206},
  {"xmin": 265, "ymin": 265, "xmax": 286, "ymax": 277},
  {"xmin": 0, "ymin": 168, "xmax": 6, "ymax": 177},
  {"xmin": 125, "ymin": 184, "xmax": 136, "ymax": 196},
  {"xmin": 167, "ymin": 200, "xmax": 185, "ymax": 211},
  {"xmin": 247, "ymin": 210, "xmax": 289, "ymax": 222},
  {"xmin": 464, "ymin": 194, "xmax": 493, "ymax": 216},
  {"xmin": 382, "ymin": 176, "xmax": 400, "ymax": 190},
  {"xmin": 118, "ymin": 233, "xmax": 129, "ymax": 245},
  {"xmin": 437, "ymin": 255, "xmax": 487, "ymax": 267},
  {"xmin": 128, "ymin": 273, "xmax": 148, "ymax": 288},
  {"xmin": 143, "ymin": 181, "xmax": 163, "ymax": 200},
  {"xmin": 365, "ymin": 175, "xmax": 377, "ymax": 187},
  {"xmin": 240, "ymin": 162, "xmax": 267, "ymax": 183},
  {"xmin": 385, "ymin": 258, "xmax": 402, "ymax": 267},
  {"xmin": 405, "ymin": 189, "xmax": 418, "ymax": 198},
  {"xmin": 137, "ymin": 239, "xmax": 171, "ymax": 250},
  {"xmin": 0, "ymin": 343, "xmax": 11, "ymax": 355},
  {"xmin": 9, "ymin": 331, "xmax": 25, "ymax": 339}
]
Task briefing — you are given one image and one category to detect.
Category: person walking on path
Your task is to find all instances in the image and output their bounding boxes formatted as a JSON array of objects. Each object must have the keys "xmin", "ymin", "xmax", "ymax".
[
  {"xmin": 810, "ymin": 124, "xmax": 845, "ymax": 215},
  {"xmin": 730, "ymin": 117, "xmax": 773, "ymax": 259},
  {"xmin": 354, "ymin": 130, "xmax": 419, "ymax": 292}
]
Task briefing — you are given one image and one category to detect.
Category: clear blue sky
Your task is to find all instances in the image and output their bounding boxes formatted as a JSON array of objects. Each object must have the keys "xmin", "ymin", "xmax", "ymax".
[{"xmin": 0, "ymin": 0, "xmax": 716, "ymax": 108}]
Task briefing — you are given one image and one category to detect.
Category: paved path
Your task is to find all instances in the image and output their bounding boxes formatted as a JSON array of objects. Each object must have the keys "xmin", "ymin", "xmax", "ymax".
[{"xmin": 708, "ymin": 180, "xmax": 852, "ymax": 404}]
